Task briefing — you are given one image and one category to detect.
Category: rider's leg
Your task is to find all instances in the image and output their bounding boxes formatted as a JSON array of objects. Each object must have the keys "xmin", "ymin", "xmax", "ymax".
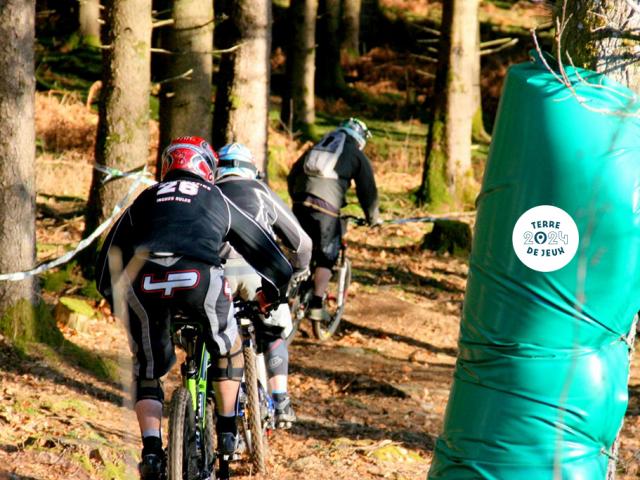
[
  {"xmin": 312, "ymin": 266, "xmax": 332, "ymax": 298},
  {"xmin": 209, "ymin": 336, "xmax": 244, "ymax": 455}
]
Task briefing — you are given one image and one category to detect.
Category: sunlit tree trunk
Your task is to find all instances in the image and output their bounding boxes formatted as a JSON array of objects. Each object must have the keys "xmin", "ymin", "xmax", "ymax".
[
  {"xmin": 472, "ymin": 21, "xmax": 490, "ymax": 143},
  {"xmin": 79, "ymin": 0, "xmax": 102, "ymax": 46},
  {"xmin": 557, "ymin": 0, "xmax": 640, "ymax": 89},
  {"xmin": 281, "ymin": 0, "xmax": 317, "ymax": 137},
  {"xmin": 417, "ymin": 0, "xmax": 479, "ymax": 209},
  {"xmin": 316, "ymin": 0, "xmax": 346, "ymax": 97},
  {"xmin": 83, "ymin": 0, "xmax": 152, "ymax": 274},
  {"xmin": 341, "ymin": 0, "xmax": 361, "ymax": 59},
  {"xmin": 0, "ymin": 0, "xmax": 37, "ymax": 337},
  {"xmin": 157, "ymin": 0, "xmax": 214, "ymax": 174},
  {"xmin": 213, "ymin": 0, "xmax": 272, "ymax": 174}
]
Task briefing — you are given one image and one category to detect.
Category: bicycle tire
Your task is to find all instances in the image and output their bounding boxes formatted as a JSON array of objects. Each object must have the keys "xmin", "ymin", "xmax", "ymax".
[
  {"xmin": 286, "ymin": 287, "xmax": 312, "ymax": 346},
  {"xmin": 167, "ymin": 387, "xmax": 198, "ymax": 480},
  {"xmin": 242, "ymin": 345, "xmax": 268, "ymax": 474},
  {"xmin": 313, "ymin": 258, "xmax": 351, "ymax": 341},
  {"xmin": 203, "ymin": 398, "xmax": 216, "ymax": 476}
]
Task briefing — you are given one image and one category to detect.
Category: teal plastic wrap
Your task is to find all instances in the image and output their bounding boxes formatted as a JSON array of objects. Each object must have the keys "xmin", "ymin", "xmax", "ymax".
[{"xmin": 429, "ymin": 53, "xmax": 640, "ymax": 479}]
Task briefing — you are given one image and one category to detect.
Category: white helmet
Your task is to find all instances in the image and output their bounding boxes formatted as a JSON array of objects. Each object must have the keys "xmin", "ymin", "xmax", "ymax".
[{"xmin": 215, "ymin": 143, "xmax": 258, "ymax": 180}]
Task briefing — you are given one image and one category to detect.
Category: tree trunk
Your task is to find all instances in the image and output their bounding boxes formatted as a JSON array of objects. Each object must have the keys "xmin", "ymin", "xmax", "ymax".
[
  {"xmin": 0, "ymin": 0, "xmax": 38, "ymax": 338},
  {"xmin": 156, "ymin": 0, "xmax": 214, "ymax": 175},
  {"xmin": 281, "ymin": 0, "xmax": 318, "ymax": 137},
  {"xmin": 341, "ymin": 0, "xmax": 361, "ymax": 59},
  {"xmin": 83, "ymin": 0, "xmax": 152, "ymax": 274},
  {"xmin": 472, "ymin": 21, "xmax": 490, "ymax": 143},
  {"xmin": 555, "ymin": 4, "xmax": 640, "ymax": 478},
  {"xmin": 417, "ymin": 0, "xmax": 479, "ymax": 209},
  {"xmin": 212, "ymin": 0, "xmax": 272, "ymax": 175},
  {"xmin": 79, "ymin": 0, "xmax": 102, "ymax": 46},
  {"xmin": 316, "ymin": 0, "xmax": 346, "ymax": 97},
  {"xmin": 557, "ymin": 0, "xmax": 640, "ymax": 89}
]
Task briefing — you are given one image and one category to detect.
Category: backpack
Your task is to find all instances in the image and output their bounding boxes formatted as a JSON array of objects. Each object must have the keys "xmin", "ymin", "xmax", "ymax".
[{"xmin": 303, "ymin": 130, "xmax": 346, "ymax": 179}]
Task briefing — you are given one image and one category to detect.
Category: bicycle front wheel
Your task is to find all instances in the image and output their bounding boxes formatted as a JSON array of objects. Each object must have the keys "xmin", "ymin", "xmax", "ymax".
[
  {"xmin": 241, "ymin": 345, "xmax": 268, "ymax": 474},
  {"xmin": 167, "ymin": 387, "xmax": 198, "ymax": 480},
  {"xmin": 313, "ymin": 258, "xmax": 351, "ymax": 341}
]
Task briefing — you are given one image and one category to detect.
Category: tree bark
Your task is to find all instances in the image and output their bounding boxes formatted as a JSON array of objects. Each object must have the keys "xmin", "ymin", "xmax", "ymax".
[
  {"xmin": 316, "ymin": 0, "xmax": 346, "ymax": 97},
  {"xmin": 79, "ymin": 0, "xmax": 102, "ymax": 46},
  {"xmin": 212, "ymin": 0, "xmax": 272, "ymax": 174},
  {"xmin": 557, "ymin": 0, "xmax": 640, "ymax": 89},
  {"xmin": 157, "ymin": 0, "xmax": 214, "ymax": 175},
  {"xmin": 0, "ymin": 0, "xmax": 37, "ymax": 336},
  {"xmin": 281, "ymin": 0, "xmax": 318, "ymax": 137},
  {"xmin": 417, "ymin": 0, "xmax": 479, "ymax": 209},
  {"xmin": 341, "ymin": 0, "xmax": 361, "ymax": 59},
  {"xmin": 472, "ymin": 21, "xmax": 490, "ymax": 143},
  {"xmin": 83, "ymin": 0, "xmax": 152, "ymax": 273}
]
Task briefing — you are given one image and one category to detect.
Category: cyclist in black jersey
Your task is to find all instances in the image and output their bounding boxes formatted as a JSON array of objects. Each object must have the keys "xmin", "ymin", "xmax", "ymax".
[
  {"xmin": 216, "ymin": 143, "xmax": 312, "ymax": 428},
  {"xmin": 96, "ymin": 136, "xmax": 292, "ymax": 480},
  {"xmin": 287, "ymin": 118, "xmax": 380, "ymax": 321}
]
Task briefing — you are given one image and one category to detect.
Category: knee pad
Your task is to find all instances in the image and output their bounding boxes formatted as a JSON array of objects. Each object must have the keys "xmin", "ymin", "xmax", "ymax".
[
  {"xmin": 265, "ymin": 339, "xmax": 289, "ymax": 377},
  {"xmin": 209, "ymin": 343, "xmax": 244, "ymax": 382},
  {"xmin": 135, "ymin": 378, "xmax": 164, "ymax": 403}
]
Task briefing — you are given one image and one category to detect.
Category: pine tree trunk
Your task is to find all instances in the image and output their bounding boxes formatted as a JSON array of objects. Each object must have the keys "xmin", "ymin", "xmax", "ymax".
[
  {"xmin": 281, "ymin": 0, "xmax": 317, "ymax": 136},
  {"xmin": 316, "ymin": 0, "xmax": 346, "ymax": 97},
  {"xmin": 417, "ymin": 0, "xmax": 479, "ymax": 209},
  {"xmin": 0, "ymin": 0, "xmax": 38, "ymax": 337},
  {"xmin": 83, "ymin": 0, "xmax": 152, "ymax": 273},
  {"xmin": 79, "ymin": 0, "xmax": 101, "ymax": 46},
  {"xmin": 157, "ymin": 0, "xmax": 213, "ymax": 169},
  {"xmin": 558, "ymin": 0, "xmax": 640, "ymax": 88},
  {"xmin": 341, "ymin": 0, "xmax": 361, "ymax": 59},
  {"xmin": 212, "ymin": 0, "xmax": 272, "ymax": 174}
]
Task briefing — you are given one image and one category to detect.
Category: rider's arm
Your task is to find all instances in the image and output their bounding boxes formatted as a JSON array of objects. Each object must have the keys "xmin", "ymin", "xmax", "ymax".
[
  {"xmin": 262, "ymin": 184, "xmax": 312, "ymax": 270},
  {"xmin": 352, "ymin": 149, "xmax": 381, "ymax": 226},
  {"xmin": 222, "ymin": 193, "xmax": 293, "ymax": 303}
]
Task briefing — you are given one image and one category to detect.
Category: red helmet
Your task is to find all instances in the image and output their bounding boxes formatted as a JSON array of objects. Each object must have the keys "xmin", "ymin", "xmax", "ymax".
[{"xmin": 160, "ymin": 136, "xmax": 218, "ymax": 183}]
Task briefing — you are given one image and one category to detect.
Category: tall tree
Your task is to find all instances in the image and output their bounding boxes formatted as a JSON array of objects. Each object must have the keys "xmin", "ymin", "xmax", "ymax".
[
  {"xmin": 281, "ymin": 0, "xmax": 318, "ymax": 137},
  {"xmin": 341, "ymin": 0, "xmax": 361, "ymax": 59},
  {"xmin": 0, "ymin": 0, "xmax": 37, "ymax": 337},
  {"xmin": 554, "ymin": 4, "xmax": 640, "ymax": 478},
  {"xmin": 213, "ymin": 0, "xmax": 272, "ymax": 174},
  {"xmin": 79, "ymin": 0, "xmax": 102, "ymax": 46},
  {"xmin": 416, "ymin": 0, "xmax": 479, "ymax": 209},
  {"xmin": 316, "ymin": 0, "xmax": 346, "ymax": 97},
  {"xmin": 556, "ymin": 0, "xmax": 640, "ymax": 89},
  {"xmin": 157, "ymin": 0, "xmax": 214, "ymax": 175},
  {"xmin": 83, "ymin": 0, "xmax": 152, "ymax": 272}
]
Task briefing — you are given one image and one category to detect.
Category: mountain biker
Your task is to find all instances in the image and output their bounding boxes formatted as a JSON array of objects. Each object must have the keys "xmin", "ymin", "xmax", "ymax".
[
  {"xmin": 215, "ymin": 142, "xmax": 312, "ymax": 429},
  {"xmin": 95, "ymin": 136, "xmax": 292, "ymax": 480},
  {"xmin": 287, "ymin": 118, "xmax": 380, "ymax": 321}
]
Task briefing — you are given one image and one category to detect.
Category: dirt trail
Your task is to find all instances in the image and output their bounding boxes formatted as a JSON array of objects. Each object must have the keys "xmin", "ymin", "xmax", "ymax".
[{"xmin": 1, "ymin": 222, "xmax": 640, "ymax": 479}]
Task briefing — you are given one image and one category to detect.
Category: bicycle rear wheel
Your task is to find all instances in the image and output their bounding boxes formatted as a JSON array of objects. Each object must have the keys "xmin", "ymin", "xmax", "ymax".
[
  {"xmin": 167, "ymin": 387, "xmax": 199, "ymax": 480},
  {"xmin": 313, "ymin": 258, "xmax": 351, "ymax": 341},
  {"xmin": 286, "ymin": 287, "xmax": 312, "ymax": 346},
  {"xmin": 241, "ymin": 345, "xmax": 268, "ymax": 474}
]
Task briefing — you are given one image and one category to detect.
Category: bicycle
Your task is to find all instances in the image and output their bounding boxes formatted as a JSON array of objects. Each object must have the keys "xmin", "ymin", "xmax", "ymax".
[
  {"xmin": 286, "ymin": 214, "xmax": 364, "ymax": 344},
  {"xmin": 167, "ymin": 314, "xmax": 217, "ymax": 480},
  {"xmin": 233, "ymin": 299, "xmax": 275, "ymax": 476}
]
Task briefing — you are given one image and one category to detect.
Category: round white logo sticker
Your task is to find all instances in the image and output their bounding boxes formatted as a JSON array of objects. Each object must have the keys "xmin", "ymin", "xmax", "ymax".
[{"xmin": 512, "ymin": 205, "xmax": 579, "ymax": 272}]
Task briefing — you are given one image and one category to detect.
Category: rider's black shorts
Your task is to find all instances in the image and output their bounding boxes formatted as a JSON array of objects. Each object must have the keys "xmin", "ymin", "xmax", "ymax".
[
  {"xmin": 124, "ymin": 255, "xmax": 235, "ymax": 380},
  {"xmin": 292, "ymin": 203, "xmax": 341, "ymax": 269}
]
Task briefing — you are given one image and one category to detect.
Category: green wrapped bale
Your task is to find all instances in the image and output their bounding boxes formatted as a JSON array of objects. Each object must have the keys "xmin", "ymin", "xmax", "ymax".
[{"xmin": 429, "ymin": 52, "xmax": 640, "ymax": 479}]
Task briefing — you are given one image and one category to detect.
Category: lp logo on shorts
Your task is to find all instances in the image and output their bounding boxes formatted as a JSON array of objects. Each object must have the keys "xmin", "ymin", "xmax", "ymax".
[
  {"xmin": 512, "ymin": 205, "xmax": 579, "ymax": 272},
  {"xmin": 142, "ymin": 270, "xmax": 200, "ymax": 297}
]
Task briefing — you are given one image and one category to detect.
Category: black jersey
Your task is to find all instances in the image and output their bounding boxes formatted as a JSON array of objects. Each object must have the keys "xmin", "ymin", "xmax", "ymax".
[
  {"xmin": 96, "ymin": 172, "xmax": 292, "ymax": 303},
  {"xmin": 216, "ymin": 177, "xmax": 312, "ymax": 270}
]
